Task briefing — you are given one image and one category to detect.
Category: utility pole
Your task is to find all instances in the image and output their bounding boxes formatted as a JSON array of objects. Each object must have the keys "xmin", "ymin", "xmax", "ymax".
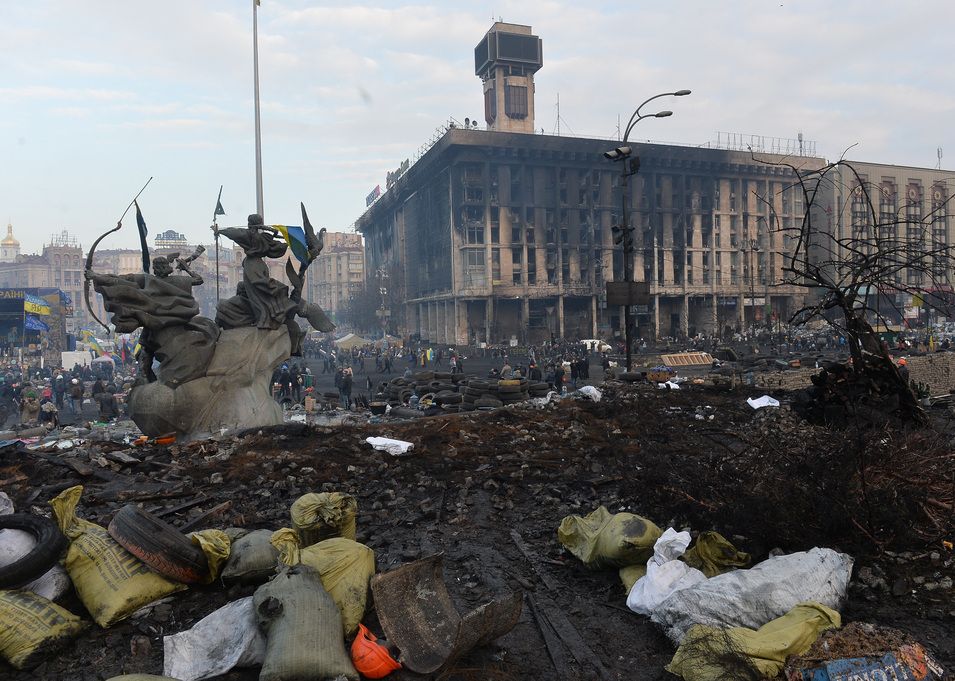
[{"xmin": 252, "ymin": 0, "xmax": 265, "ymax": 219}]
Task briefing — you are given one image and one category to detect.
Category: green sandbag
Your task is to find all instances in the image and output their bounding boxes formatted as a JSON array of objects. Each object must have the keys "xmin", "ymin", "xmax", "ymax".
[
  {"xmin": 254, "ymin": 565, "xmax": 358, "ymax": 681},
  {"xmin": 221, "ymin": 529, "xmax": 280, "ymax": 583},
  {"xmin": 666, "ymin": 602, "xmax": 840, "ymax": 681},
  {"xmin": 272, "ymin": 530, "xmax": 375, "ymax": 637},
  {"xmin": 680, "ymin": 531, "xmax": 751, "ymax": 577},
  {"xmin": 557, "ymin": 506, "xmax": 662, "ymax": 569}
]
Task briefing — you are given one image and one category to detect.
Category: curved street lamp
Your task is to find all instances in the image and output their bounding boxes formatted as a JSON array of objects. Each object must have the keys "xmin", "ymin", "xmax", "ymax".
[{"xmin": 606, "ymin": 89, "xmax": 691, "ymax": 370}]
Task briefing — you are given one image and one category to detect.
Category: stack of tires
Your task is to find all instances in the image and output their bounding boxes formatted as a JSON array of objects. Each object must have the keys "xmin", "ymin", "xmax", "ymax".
[
  {"xmin": 461, "ymin": 378, "xmax": 530, "ymax": 411},
  {"xmin": 527, "ymin": 381, "xmax": 552, "ymax": 399}
]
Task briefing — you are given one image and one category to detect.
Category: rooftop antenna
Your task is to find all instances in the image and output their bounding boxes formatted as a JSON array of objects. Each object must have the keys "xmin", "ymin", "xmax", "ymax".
[
  {"xmin": 798, "ymin": 131, "xmax": 804, "ymax": 156},
  {"xmin": 937, "ymin": 147, "xmax": 943, "ymax": 170}
]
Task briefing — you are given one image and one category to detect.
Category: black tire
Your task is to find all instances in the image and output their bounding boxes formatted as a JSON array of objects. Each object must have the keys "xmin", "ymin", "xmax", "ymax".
[
  {"xmin": 108, "ymin": 504, "xmax": 209, "ymax": 584},
  {"xmin": 390, "ymin": 406, "xmax": 424, "ymax": 419},
  {"xmin": 468, "ymin": 380, "xmax": 489, "ymax": 391},
  {"xmin": 0, "ymin": 513, "xmax": 68, "ymax": 589},
  {"xmin": 498, "ymin": 384, "xmax": 522, "ymax": 394},
  {"xmin": 619, "ymin": 372, "xmax": 643, "ymax": 383}
]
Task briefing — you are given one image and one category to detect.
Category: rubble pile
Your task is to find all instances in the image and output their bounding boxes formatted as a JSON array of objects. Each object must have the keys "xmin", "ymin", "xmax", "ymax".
[{"xmin": 0, "ymin": 382, "xmax": 951, "ymax": 679}]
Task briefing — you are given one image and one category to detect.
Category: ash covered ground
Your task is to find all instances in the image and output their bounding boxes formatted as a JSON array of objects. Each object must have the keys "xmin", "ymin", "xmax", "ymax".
[{"xmin": 1, "ymin": 381, "xmax": 952, "ymax": 680}]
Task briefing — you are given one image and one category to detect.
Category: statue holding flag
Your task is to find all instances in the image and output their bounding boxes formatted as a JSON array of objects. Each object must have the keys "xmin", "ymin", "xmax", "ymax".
[{"xmin": 212, "ymin": 209, "xmax": 334, "ymax": 354}]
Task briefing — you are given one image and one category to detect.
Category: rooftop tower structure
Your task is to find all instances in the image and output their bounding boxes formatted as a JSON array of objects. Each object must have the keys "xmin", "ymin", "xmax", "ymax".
[{"xmin": 475, "ymin": 22, "xmax": 542, "ymax": 134}]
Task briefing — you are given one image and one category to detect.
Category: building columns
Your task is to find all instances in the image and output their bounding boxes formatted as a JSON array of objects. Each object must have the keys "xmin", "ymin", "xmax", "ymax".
[
  {"xmin": 557, "ymin": 296, "xmax": 565, "ymax": 338},
  {"xmin": 682, "ymin": 295, "xmax": 689, "ymax": 337}
]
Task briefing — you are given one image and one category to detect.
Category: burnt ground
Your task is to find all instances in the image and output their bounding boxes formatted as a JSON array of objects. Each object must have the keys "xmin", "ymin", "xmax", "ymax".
[{"xmin": 1, "ymin": 382, "xmax": 953, "ymax": 680}]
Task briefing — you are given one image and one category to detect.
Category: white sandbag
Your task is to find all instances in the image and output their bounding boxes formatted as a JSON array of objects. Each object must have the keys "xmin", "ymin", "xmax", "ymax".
[
  {"xmin": 626, "ymin": 528, "xmax": 706, "ymax": 616},
  {"xmin": 0, "ymin": 494, "xmax": 71, "ymax": 601},
  {"xmin": 575, "ymin": 386, "xmax": 602, "ymax": 402},
  {"xmin": 163, "ymin": 596, "xmax": 265, "ymax": 681},
  {"xmin": 651, "ymin": 547, "xmax": 853, "ymax": 644}
]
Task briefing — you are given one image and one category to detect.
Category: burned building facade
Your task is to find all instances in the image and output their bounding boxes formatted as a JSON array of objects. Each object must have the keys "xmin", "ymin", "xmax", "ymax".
[
  {"xmin": 355, "ymin": 21, "xmax": 825, "ymax": 344},
  {"xmin": 356, "ymin": 128, "xmax": 825, "ymax": 345}
]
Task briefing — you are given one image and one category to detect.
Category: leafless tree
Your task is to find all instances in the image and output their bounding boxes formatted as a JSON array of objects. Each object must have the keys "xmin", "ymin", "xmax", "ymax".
[{"xmin": 752, "ymin": 149, "xmax": 955, "ymax": 421}]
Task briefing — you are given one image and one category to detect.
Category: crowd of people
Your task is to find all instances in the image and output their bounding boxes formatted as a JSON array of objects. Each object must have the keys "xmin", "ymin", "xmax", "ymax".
[{"xmin": 0, "ymin": 359, "xmax": 137, "ymax": 429}]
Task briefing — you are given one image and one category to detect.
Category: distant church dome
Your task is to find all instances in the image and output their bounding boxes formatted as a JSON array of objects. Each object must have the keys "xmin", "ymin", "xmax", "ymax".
[{"xmin": 2, "ymin": 223, "xmax": 19, "ymax": 247}]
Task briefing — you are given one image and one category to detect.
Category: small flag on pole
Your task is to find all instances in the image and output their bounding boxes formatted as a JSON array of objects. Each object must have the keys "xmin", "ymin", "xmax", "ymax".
[
  {"xmin": 273, "ymin": 225, "xmax": 310, "ymax": 264},
  {"xmin": 135, "ymin": 200, "xmax": 150, "ymax": 273},
  {"xmin": 215, "ymin": 198, "xmax": 226, "ymax": 216}
]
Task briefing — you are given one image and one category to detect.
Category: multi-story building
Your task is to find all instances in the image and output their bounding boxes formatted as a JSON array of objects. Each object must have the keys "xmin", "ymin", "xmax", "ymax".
[
  {"xmin": 0, "ymin": 229, "xmax": 82, "ymax": 326},
  {"xmin": 824, "ymin": 160, "xmax": 955, "ymax": 322},
  {"xmin": 355, "ymin": 22, "xmax": 826, "ymax": 344},
  {"xmin": 308, "ymin": 232, "xmax": 365, "ymax": 322}
]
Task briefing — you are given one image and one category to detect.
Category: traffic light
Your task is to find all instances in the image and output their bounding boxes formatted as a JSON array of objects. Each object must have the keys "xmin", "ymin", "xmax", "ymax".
[{"xmin": 612, "ymin": 224, "xmax": 634, "ymax": 249}]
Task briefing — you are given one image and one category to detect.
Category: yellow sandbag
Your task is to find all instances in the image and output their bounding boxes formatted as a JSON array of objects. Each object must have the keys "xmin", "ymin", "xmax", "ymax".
[
  {"xmin": 557, "ymin": 506, "xmax": 662, "ymax": 569},
  {"xmin": 666, "ymin": 602, "xmax": 841, "ymax": 681},
  {"xmin": 0, "ymin": 589, "xmax": 87, "ymax": 669},
  {"xmin": 272, "ymin": 529, "xmax": 374, "ymax": 637},
  {"xmin": 50, "ymin": 486, "xmax": 185, "ymax": 628},
  {"xmin": 619, "ymin": 564, "xmax": 648, "ymax": 592},
  {"xmin": 290, "ymin": 492, "xmax": 357, "ymax": 545},
  {"xmin": 189, "ymin": 529, "xmax": 231, "ymax": 583},
  {"xmin": 680, "ymin": 531, "xmax": 751, "ymax": 577}
]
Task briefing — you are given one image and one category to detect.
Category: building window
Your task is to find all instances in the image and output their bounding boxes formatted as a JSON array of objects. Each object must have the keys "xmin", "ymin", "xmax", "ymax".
[
  {"xmin": 504, "ymin": 85, "xmax": 528, "ymax": 119},
  {"xmin": 491, "ymin": 249, "xmax": 501, "ymax": 284},
  {"xmin": 466, "ymin": 217, "xmax": 484, "ymax": 244},
  {"xmin": 512, "ymin": 247, "xmax": 523, "ymax": 284},
  {"xmin": 527, "ymin": 248, "xmax": 536, "ymax": 285}
]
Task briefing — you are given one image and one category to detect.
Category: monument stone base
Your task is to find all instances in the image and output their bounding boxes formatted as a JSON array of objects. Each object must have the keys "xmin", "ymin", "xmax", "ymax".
[{"xmin": 129, "ymin": 326, "xmax": 291, "ymax": 439}]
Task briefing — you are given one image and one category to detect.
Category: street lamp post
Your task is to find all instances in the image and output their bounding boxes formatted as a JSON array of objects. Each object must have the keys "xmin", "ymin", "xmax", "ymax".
[{"xmin": 605, "ymin": 90, "xmax": 690, "ymax": 371}]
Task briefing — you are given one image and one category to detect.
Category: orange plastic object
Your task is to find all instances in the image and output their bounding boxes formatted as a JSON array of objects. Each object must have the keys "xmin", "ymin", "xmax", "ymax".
[{"xmin": 351, "ymin": 623, "xmax": 401, "ymax": 678}]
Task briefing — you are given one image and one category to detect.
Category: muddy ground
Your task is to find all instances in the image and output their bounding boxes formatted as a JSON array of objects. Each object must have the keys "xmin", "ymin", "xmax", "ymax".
[{"xmin": 1, "ymin": 382, "xmax": 952, "ymax": 680}]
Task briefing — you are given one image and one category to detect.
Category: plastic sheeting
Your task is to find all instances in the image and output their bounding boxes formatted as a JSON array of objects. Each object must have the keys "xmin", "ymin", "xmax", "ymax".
[
  {"xmin": 651, "ymin": 548, "xmax": 853, "ymax": 644},
  {"xmin": 626, "ymin": 529, "xmax": 707, "ymax": 616},
  {"xmin": 163, "ymin": 597, "xmax": 265, "ymax": 681}
]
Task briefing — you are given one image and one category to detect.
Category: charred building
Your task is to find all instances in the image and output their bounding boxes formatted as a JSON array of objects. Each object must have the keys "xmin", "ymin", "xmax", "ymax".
[{"xmin": 355, "ymin": 22, "xmax": 826, "ymax": 344}]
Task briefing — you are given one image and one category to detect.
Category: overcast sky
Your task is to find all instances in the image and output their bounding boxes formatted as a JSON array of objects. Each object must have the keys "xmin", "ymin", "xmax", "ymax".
[{"xmin": 1, "ymin": 0, "xmax": 953, "ymax": 253}]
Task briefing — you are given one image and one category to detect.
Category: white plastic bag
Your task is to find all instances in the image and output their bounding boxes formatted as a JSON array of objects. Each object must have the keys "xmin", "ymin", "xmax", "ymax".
[
  {"xmin": 0, "ymin": 494, "xmax": 72, "ymax": 601},
  {"xmin": 575, "ymin": 386, "xmax": 602, "ymax": 402},
  {"xmin": 163, "ymin": 596, "xmax": 265, "ymax": 681},
  {"xmin": 747, "ymin": 395, "xmax": 780, "ymax": 409},
  {"xmin": 651, "ymin": 547, "xmax": 853, "ymax": 643},
  {"xmin": 365, "ymin": 436, "xmax": 414, "ymax": 456},
  {"xmin": 626, "ymin": 528, "xmax": 706, "ymax": 616}
]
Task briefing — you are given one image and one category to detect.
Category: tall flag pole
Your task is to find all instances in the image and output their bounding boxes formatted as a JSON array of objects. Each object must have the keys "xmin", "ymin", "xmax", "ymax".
[
  {"xmin": 253, "ymin": 0, "xmax": 265, "ymax": 220},
  {"xmin": 213, "ymin": 185, "xmax": 225, "ymax": 302}
]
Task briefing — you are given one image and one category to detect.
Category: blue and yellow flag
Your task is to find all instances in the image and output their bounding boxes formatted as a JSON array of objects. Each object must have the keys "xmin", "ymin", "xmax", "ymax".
[
  {"xmin": 87, "ymin": 337, "xmax": 106, "ymax": 357},
  {"xmin": 24, "ymin": 294, "xmax": 51, "ymax": 315},
  {"xmin": 273, "ymin": 224, "xmax": 310, "ymax": 264}
]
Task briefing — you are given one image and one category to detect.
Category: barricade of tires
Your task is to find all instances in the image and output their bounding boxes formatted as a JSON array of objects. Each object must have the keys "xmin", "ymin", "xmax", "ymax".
[{"xmin": 376, "ymin": 371, "xmax": 551, "ymax": 414}]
